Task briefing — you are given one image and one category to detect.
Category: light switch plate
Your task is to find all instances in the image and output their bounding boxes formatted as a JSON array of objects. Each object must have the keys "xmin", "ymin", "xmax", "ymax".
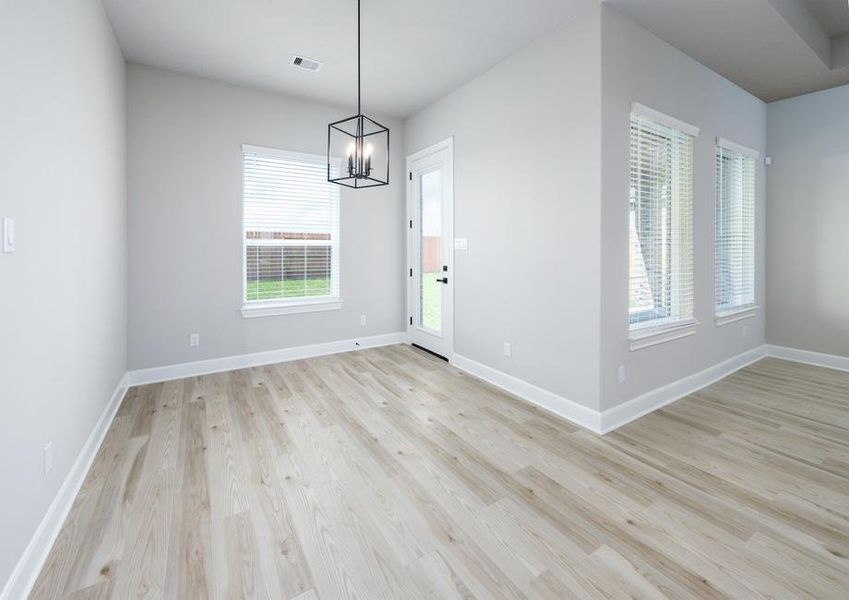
[
  {"xmin": 3, "ymin": 217, "xmax": 14, "ymax": 253},
  {"xmin": 454, "ymin": 238, "xmax": 468, "ymax": 250},
  {"xmin": 44, "ymin": 442, "xmax": 54, "ymax": 475}
]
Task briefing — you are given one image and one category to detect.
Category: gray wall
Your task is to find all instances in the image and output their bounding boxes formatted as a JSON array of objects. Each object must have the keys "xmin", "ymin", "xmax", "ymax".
[
  {"xmin": 766, "ymin": 84, "xmax": 849, "ymax": 357},
  {"xmin": 127, "ymin": 65, "xmax": 406, "ymax": 370},
  {"xmin": 404, "ymin": 9, "xmax": 603, "ymax": 410},
  {"xmin": 0, "ymin": 0, "xmax": 127, "ymax": 586},
  {"xmin": 599, "ymin": 5, "xmax": 767, "ymax": 410}
]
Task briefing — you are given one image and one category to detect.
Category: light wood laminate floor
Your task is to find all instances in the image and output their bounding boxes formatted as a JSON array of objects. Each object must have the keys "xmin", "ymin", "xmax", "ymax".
[{"xmin": 31, "ymin": 346, "xmax": 849, "ymax": 599}]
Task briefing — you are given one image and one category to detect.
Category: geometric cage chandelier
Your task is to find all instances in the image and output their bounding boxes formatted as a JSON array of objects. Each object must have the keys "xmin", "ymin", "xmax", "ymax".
[{"xmin": 327, "ymin": 0, "xmax": 390, "ymax": 188}]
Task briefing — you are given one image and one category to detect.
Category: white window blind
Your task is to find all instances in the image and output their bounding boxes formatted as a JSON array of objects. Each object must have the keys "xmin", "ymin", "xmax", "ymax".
[
  {"xmin": 242, "ymin": 146, "xmax": 340, "ymax": 306},
  {"xmin": 629, "ymin": 110, "xmax": 695, "ymax": 331},
  {"xmin": 715, "ymin": 141, "xmax": 755, "ymax": 315}
]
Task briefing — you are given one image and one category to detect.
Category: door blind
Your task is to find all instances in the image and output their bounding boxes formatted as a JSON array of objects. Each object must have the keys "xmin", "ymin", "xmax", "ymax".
[
  {"xmin": 242, "ymin": 146, "xmax": 340, "ymax": 304},
  {"xmin": 715, "ymin": 141, "xmax": 756, "ymax": 314},
  {"xmin": 628, "ymin": 110, "xmax": 695, "ymax": 330}
]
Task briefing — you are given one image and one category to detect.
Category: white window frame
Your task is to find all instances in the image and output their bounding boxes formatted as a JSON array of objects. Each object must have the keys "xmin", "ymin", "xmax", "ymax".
[
  {"xmin": 628, "ymin": 103, "xmax": 700, "ymax": 351},
  {"xmin": 714, "ymin": 137, "xmax": 758, "ymax": 327},
  {"xmin": 240, "ymin": 144, "xmax": 342, "ymax": 319}
]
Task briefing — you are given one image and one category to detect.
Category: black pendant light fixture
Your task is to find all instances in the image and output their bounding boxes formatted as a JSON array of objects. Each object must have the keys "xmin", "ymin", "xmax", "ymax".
[{"xmin": 327, "ymin": 0, "xmax": 389, "ymax": 188}]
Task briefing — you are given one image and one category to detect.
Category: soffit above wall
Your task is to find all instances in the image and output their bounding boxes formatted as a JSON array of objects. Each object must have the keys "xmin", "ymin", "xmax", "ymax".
[{"xmin": 602, "ymin": 0, "xmax": 849, "ymax": 102}]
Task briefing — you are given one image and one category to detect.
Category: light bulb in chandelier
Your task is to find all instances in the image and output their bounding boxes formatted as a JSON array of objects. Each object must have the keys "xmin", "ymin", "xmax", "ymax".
[
  {"xmin": 364, "ymin": 143, "xmax": 373, "ymax": 176},
  {"xmin": 343, "ymin": 142, "xmax": 375, "ymax": 179}
]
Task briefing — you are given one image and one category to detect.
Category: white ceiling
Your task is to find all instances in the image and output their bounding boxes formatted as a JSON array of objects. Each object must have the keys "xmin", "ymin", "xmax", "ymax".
[
  {"xmin": 103, "ymin": 0, "xmax": 596, "ymax": 118},
  {"xmin": 103, "ymin": 0, "xmax": 849, "ymax": 113},
  {"xmin": 604, "ymin": 0, "xmax": 849, "ymax": 103}
]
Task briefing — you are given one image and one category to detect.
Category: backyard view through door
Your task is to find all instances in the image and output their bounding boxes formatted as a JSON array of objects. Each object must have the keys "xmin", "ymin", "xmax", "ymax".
[{"xmin": 408, "ymin": 139, "xmax": 453, "ymax": 359}]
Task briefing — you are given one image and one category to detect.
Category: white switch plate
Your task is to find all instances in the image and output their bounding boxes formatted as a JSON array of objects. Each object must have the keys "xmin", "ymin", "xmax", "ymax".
[
  {"xmin": 454, "ymin": 238, "xmax": 468, "ymax": 250},
  {"xmin": 44, "ymin": 442, "xmax": 54, "ymax": 475},
  {"xmin": 3, "ymin": 217, "xmax": 14, "ymax": 253},
  {"xmin": 360, "ymin": 314, "xmax": 367, "ymax": 325},
  {"xmin": 503, "ymin": 341, "xmax": 512, "ymax": 357},
  {"xmin": 189, "ymin": 333, "xmax": 200, "ymax": 347}
]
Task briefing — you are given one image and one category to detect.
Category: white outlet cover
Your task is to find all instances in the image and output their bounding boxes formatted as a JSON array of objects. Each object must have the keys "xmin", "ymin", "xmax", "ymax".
[
  {"xmin": 454, "ymin": 238, "xmax": 468, "ymax": 250},
  {"xmin": 618, "ymin": 365, "xmax": 626, "ymax": 384},
  {"xmin": 360, "ymin": 315, "xmax": 367, "ymax": 325},
  {"xmin": 190, "ymin": 333, "xmax": 200, "ymax": 347},
  {"xmin": 503, "ymin": 341, "xmax": 512, "ymax": 357}
]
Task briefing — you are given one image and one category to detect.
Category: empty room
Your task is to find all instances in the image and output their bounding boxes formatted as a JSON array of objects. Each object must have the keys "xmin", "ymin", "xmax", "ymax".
[{"xmin": 2, "ymin": 0, "xmax": 849, "ymax": 598}]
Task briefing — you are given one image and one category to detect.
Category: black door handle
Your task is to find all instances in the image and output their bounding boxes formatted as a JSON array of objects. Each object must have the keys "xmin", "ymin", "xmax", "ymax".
[{"xmin": 436, "ymin": 277, "xmax": 448, "ymax": 284}]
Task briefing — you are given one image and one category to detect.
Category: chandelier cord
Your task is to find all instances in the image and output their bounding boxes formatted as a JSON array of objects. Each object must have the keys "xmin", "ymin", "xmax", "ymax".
[{"xmin": 357, "ymin": 0, "xmax": 361, "ymax": 116}]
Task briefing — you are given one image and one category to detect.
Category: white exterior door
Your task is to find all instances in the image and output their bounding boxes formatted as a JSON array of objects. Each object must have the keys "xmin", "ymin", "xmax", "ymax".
[{"xmin": 407, "ymin": 138, "xmax": 454, "ymax": 359}]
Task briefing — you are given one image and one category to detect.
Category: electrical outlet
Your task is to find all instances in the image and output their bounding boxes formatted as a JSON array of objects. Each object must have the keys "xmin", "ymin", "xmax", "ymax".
[
  {"xmin": 44, "ymin": 442, "xmax": 54, "ymax": 475},
  {"xmin": 742, "ymin": 325, "xmax": 748, "ymax": 339},
  {"xmin": 503, "ymin": 341, "xmax": 512, "ymax": 357},
  {"xmin": 189, "ymin": 333, "xmax": 200, "ymax": 347},
  {"xmin": 360, "ymin": 314, "xmax": 367, "ymax": 325},
  {"xmin": 618, "ymin": 365, "xmax": 626, "ymax": 384}
]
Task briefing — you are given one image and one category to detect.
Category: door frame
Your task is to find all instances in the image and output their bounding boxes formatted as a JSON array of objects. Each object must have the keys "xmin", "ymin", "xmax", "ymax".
[{"xmin": 406, "ymin": 137, "xmax": 454, "ymax": 359}]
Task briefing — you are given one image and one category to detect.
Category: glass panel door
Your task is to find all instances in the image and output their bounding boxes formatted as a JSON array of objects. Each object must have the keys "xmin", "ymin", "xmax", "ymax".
[
  {"xmin": 407, "ymin": 139, "xmax": 453, "ymax": 359},
  {"xmin": 419, "ymin": 168, "xmax": 443, "ymax": 333}
]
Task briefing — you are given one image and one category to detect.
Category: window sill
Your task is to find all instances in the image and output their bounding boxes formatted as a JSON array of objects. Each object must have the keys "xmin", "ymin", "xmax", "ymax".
[
  {"xmin": 241, "ymin": 298, "xmax": 343, "ymax": 319},
  {"xmin": 629, "ymin": 319, "xmax": 699, "ymax": 351},
  {"xmin": 715, "ymin": 305, "xmax": 759, "ymax": 327}
]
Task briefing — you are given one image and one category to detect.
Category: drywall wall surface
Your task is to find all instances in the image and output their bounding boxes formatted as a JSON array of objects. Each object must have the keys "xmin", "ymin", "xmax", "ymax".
[
  {"xmin": 404, "ymin": 8, "xmax": 603, "ymax": 409},
  {"xmin": 599, "ymin": 5, "xmax": 767, "ymax": 410},
  {"xmin": 127, "ymin": 65, "xmax": 406, "ymax": 369},
  {"xmin": 766, "ymin": 84, "xmax": 849, "ymax": 358},
  {"xmin": 0, "ymin": 0, "xmax": 127, "ymax": 588}
]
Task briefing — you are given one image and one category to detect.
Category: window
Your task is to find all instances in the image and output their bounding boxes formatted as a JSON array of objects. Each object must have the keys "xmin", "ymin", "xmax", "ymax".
[
  {"xmin": 241, "ymin": 145, "xmax": 341, "ymax": 318},
  {"xmin": 715, "ymin": 138, "xmax": 757, "ymax": 324},
  {"xmin": 628, "ymin": 104, "xmax": 698, "ymax": 349}
]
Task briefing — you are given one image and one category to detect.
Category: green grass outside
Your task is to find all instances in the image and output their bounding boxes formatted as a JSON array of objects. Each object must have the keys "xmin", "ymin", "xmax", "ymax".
[
  {"xmin": 421, "ymin": 271, "xmax": 442, "ymax": 332},
  {"xmin": 246, "ymin": 275, "xmax": 442, "ymax": 332},
  {"xmin": 247, "ymin": 278, "xmax": 331, "ymax": 301}
]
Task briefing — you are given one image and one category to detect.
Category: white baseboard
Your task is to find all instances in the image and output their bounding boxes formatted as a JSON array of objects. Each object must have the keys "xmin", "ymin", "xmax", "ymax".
[
  {"xmin": 450, "ymin": 354, "xmax": 603, "ymax": 433},
  {"xmin": 128, "ymin": 332, "xmax": 407, "ymax": 386},
  {"xmin": 598, "ymin": 346, "xmax": 767, "ymax": 433},
  {"xmin": 766, "ymin": 344, "xmax": 849, "ymax": 373},
  {"xmin": 451, "ymin": 347, "xmax": 770, "ymax": 436},
  {"xmin": 0, "ymin": 373, "xmax": 129, "ymax": 600}
]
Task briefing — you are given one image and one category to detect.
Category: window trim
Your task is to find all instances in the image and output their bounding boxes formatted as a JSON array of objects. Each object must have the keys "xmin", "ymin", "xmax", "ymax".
[
  {"xmin": 631, "ymin": 102, "xmax": 700, "ymax": 137},
  {"xmin": 627, "ymin": 104, "xmax": 698, "ymax": 345},
  {"xmin": 716, "ymin": 137, "xmax": 759, "ymax": 160},
  {"xmin": 715, "ymin": 304, "xmax": 758, "ymax": 327},
  {"xmin": 714, "ymin": 137, "xmax": 757, "ymax": 322},
  {"xmin": 241, "ymin": 297, "xmax": 343, "ymax": 319},
  {"xmin": 629, "ymin": 318, "xmax": 699, "ymax": 351},
  {"xmin": 240, "ymin": 144, "xmax": 341, "ymax": 318}
]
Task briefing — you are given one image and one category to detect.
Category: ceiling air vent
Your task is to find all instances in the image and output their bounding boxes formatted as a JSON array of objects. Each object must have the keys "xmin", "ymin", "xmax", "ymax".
[{"xmin": 291, "ymin": 55, "xmax": 322, "ymax": 72}]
